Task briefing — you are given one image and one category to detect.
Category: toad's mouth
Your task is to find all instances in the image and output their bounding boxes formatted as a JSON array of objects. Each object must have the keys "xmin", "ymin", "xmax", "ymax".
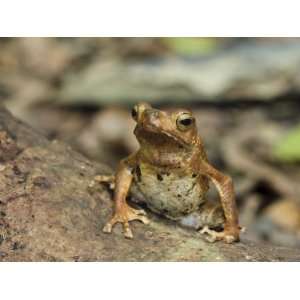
[{"xmin": 135, "ymin": 124, "xmax": 189, "ymax": 148}]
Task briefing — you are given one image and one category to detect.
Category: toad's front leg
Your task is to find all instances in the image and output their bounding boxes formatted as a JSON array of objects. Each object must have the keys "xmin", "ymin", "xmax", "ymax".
[
  {"xmin": 102, "ymin": 157, "xmax": 150, "ymax": 239},
  {"xmin": 200, "ymin": 225, "xmax": 245, "ymax": 243},
  {"xmin": 199, "ymin": 161, "xmax": 240, "ymax": 243}
]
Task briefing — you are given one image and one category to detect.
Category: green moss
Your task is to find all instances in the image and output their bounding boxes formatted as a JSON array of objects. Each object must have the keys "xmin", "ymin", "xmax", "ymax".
[
  {"xmin": 273, "ymin": 125, "xmax": 300, "ymax": 162},
  {"xmin": 163, "ymin": 37, "xmax": 219, "ymax": 56}
]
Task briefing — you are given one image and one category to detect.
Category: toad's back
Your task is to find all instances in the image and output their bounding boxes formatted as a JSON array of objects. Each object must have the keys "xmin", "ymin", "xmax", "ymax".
[{"xmin": 130, "ymin": 162, "xmax": 209, "ymax": 220}]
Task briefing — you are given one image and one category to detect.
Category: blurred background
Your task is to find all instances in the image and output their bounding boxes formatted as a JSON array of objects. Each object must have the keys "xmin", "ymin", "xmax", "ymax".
[{"xmin": 0, "ymin": 37, "xmax": 300, "ymax": 249}]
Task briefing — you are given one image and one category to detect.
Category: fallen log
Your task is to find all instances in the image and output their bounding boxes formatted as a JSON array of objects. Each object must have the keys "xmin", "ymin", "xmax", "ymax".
[{"xmin": 59, "ymin": 41, "xmax": 300, "ymax": 105}]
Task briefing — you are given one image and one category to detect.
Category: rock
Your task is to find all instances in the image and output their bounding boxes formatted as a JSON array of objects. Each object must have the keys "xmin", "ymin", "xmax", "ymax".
[{"xmin": 0, "ymin": 106, "xmax": 299, "ymax": 261}]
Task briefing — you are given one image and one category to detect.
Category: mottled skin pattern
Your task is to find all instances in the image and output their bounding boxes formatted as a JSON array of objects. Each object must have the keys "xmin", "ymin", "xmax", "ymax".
[{"xmin": 98, "ymin": 103, "xmax": 240, "ymax": 243}]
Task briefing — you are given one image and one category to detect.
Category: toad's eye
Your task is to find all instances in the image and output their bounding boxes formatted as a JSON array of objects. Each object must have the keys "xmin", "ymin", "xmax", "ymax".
[
  {"xmin": 176, "ymin": 113, "xmax": 194, "ymax": 131},
  {"xmin": 131, "ymin": 105, "xmax": 138, "ymax": 121}
]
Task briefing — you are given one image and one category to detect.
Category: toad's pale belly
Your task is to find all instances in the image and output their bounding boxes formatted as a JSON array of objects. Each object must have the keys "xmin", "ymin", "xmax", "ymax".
[{"xmin": 130, "ymin": 162, "xmax": 209, "ymax": 220}]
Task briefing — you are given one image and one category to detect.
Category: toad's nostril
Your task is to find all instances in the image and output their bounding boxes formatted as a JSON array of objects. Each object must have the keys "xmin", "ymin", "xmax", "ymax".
[
  {"xmin": 146, "ymin": 109, "xmax": 160, "ymax": 120},
  {"xmin": 142, "ymin": 109, "xmax": 161, "ymax": 128}
]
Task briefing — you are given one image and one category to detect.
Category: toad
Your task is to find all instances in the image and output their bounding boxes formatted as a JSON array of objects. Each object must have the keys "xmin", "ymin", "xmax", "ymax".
[{"xmin": 94, "ymin": 103, "xmax": 240, "ymax": 243}]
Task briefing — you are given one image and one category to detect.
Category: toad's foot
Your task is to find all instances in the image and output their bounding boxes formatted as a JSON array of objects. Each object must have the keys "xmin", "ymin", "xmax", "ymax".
[
  {"xmin": 103, "ymin": 205, "xmax": 150, "ymax": 239},
  {"xmin": 200, "ymin": 225, "xmax": 240, "ymax": 243},
  {"xmin": 89, "ymin": 175, "xmax": 115, "ymax": 190}
]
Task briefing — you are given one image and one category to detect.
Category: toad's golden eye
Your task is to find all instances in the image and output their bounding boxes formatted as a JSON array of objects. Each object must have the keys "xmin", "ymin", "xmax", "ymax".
[
  {"xmin": 176, "ymin": 113, "xmax": 194, "ymax": 131},
  {"xmin": 131, "ymin": 105, "xmax": 138, "ymax": 121}
]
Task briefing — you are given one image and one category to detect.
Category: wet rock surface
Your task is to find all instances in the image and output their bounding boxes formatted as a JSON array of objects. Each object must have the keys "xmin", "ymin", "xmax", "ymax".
[{"xmin": 0, "ymin": 106, "xmax": 299, "ymax": 261}]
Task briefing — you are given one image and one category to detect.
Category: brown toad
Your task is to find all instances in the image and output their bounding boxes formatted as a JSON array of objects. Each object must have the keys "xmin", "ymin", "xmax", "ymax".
[{"xmin": 95, "ymin": 103, "xmax": 240, "ymax": 243}]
